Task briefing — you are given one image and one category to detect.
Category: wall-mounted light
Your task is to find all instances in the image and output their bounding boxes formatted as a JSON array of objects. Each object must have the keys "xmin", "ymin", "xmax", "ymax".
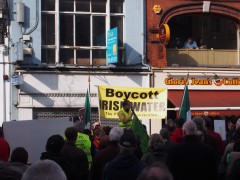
[{"xmin": 153, "ymin": 5, "xmax": 162, "ymax": 14}]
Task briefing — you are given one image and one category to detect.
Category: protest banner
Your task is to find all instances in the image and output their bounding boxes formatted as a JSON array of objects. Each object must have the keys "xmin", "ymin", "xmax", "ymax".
[{"xmin": 98, "ymin": 86, "xmax": 167, "ymax": 119}]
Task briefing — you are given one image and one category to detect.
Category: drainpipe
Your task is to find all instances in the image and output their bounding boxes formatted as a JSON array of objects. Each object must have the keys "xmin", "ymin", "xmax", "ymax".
[{"xmin": 141, "ymin": 0, "xmax": 151, "ymax": 71}]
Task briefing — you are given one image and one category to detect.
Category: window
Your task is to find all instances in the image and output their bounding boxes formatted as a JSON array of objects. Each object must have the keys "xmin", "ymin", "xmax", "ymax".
[{"xmin": 42, "ymin": 0, "xmax": 124, "ymax": 65}]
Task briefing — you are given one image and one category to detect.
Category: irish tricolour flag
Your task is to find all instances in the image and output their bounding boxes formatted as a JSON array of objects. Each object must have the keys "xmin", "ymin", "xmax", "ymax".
[{"xmin": 179, "ymin": 85, "xmax": 191, "ymax": 121}]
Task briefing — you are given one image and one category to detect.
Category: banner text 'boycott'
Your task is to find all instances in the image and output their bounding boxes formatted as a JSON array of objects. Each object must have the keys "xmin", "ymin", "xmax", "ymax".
[{"xmin": 106, "ymin": 88, "xmax": 160, "ymax": 99}]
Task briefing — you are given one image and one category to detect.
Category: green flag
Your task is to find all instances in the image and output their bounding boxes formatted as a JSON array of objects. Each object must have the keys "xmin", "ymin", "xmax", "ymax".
[
  {"xmin": 84, "ymin": 90, "xmax": 91, "ymax": 127},
  {"xmin": 132, "ymin": 111, "xmax": 149, "ymax": 153},
  {"xmin": 179, "ymin": 85, "xmax": 191, "ymax": 121}
]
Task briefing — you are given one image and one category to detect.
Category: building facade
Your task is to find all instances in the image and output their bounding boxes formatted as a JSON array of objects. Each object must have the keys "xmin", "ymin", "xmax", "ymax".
[
  {"xmin": 0, "ymin": 0, "xmax": 157, "ymax": 131},
  {"xmin": 147, "ymin": 0, "xmax": 240, "ymax": 121}
]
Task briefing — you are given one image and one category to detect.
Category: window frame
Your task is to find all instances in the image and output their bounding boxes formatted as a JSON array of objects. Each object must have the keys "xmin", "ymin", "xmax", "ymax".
[{"xmin": 41, "ymin": 0, "xmax": 125, "ymax": 65}]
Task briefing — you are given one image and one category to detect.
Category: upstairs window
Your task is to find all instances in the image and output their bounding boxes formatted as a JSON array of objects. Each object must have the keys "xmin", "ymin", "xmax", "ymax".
[{"xmin": 42, "ymin": 0, "xmax": 124, "ymax": 66}]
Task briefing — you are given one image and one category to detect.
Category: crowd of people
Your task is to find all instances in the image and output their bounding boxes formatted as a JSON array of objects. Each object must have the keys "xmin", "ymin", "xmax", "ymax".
[{"xmin": 1, "ymin": 115, "xmax": 240, "ymax": 180}]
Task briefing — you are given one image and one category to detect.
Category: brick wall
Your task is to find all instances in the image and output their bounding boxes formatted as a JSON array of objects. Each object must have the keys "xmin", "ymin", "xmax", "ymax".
[{"xmin": 146, "ymin": 0, "xmax": 240, "ymax": 67}]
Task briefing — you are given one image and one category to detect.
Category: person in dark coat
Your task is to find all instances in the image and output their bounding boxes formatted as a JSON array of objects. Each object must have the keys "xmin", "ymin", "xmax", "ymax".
[
  {"xmin": 167, "ymin": 121, "xmax": 217, "ymax": 180},
  {"xmin": 90, "ymin": 127, "xmax": 123, "ymax": 180},
  {"xmin": 160, "ymin": 128, "xmax": 175, "ymax": 152},
  {"xmin": 141, "ymin": 134, "xmax": 167, "ymax": 166},
  {"xmin": 192, "ymin": 116, "xmax": 220, "ymax": 164},
  {"xmin": 7, "ymin": 147, "xmax": 28, "ymax": 176},
  {"xmin": 103, "ymin": 130, "xmax": 146, "ymax": 180},
  {"xmin": 227, "ymin": 158, "xmax": 240, "ymax": 180},
  {"xmin": 61, "ymin": 127, "xmax": 89, "ymax": 180},
  {"xmin": 40, "ymin": 134, "xmax": 79, "ymax": 180}
]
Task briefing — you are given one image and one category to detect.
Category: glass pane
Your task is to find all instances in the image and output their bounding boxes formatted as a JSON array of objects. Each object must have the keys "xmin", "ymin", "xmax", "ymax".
[
  {"xmin": 76, "ymin": 15, "xmax": 90, "ymax": 46},
  {"xmin": 76, "ymin": 50, "xmax": 90, "ymax": 65},
  {"xmin": 92, "ymin": 49, "xmax": 106, "ymax": 65},
  {"xmin": 76, "ymin": 0, "xmax": 90, "ymax": 12},
  {"xmin": 42, "ymin": 14, "xmax": 55, "ymax": 45},
  {"xmin": 92, "ymin": 0, "xmax": 106, "ymax": 13},
  {"xmin": 110, "ymin": 0, "xmax": 124, "ymax": 13},
  {"xmin": 110, "ymin": 16, "xmax": 123, "ymax": 47},
  {"xmin": 60, "ymin": 15, "xmax": 73, "ymax": 46},
  {"xmin": 42, "ymin": 49, "xmax": 55, "ymax": 64},
  {"xmin": 93, "ymin": 16, "xmax": 106, "ymax": 46},
  {"xmin": 60, "ymin": 0, "xmax": 74, "ymax": 11},
  {"xmin": 42, "ymin": 0, "xmax": 55, "ymax": 11},
  {"xmin": 60, "ymin": 49, "xmax": 74, "ymax": 64}
]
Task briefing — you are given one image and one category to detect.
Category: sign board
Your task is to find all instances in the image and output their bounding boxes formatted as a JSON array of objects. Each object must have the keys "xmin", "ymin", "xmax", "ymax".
[
  {"xmin": 214, "ymin": 120, "xmax": 226, "ymax": 141},
  {"xmin": 159, "ymin": 24, "xmax": 170, "ymax": 45},
  {"xmin": 98, "ymin": 85, "xmax": 167, "ymax": 119},
  {"xmin": 3, "ymin": 118, "xmax": 73, "ymax": 164},
  {"xmin": 107, "ymin": 27, "xmax": 118, "ymax": 64}
]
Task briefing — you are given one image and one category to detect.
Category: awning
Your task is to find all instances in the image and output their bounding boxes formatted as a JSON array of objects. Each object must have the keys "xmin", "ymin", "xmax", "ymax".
[{"xmin": 168, "ymin": 90, "xmax": 240, "ymax": 111}]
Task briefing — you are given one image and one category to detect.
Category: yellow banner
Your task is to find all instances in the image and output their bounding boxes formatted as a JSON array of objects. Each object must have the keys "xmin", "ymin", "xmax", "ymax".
[{"xmin": 98, "ymin": 86, "xmax": 167, "ymax": 119}]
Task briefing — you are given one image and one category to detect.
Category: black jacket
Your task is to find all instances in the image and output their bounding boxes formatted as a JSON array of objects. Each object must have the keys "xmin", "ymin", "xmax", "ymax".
[
  {"xmin": 40, "ymin": 152, "xmax": 79, "ymax": 180},
  {"xmin": 61, "ymin": 141, "xmax": 89, "ymax": 180},
  {"xmin": 167, "ymin": 135, "xmax": 217, "ymax": 180},
  {"xmin": 103, "ymin": 152, "xmax": 146, "ymax": 180}
]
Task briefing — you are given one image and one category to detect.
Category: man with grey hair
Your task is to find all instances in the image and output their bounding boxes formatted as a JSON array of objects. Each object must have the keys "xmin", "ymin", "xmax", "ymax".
[
  {"xmin": 167, "ymin": 121, "xmax": 217, "ymax": 180},
  {"xmin": 22, "ymin": 160, "xmax": 66, "ymax": 180},
  {"xmin": 90, "ymin": 127, "xmax": 123, "ymax": 180},
  {"xmin": 192, "ymin": 116, "xmax": 220, "ymax": 164}
]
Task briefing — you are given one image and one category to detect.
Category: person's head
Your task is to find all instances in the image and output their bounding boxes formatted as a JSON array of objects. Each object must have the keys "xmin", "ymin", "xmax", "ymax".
[
  {"xmin": 72, "ymin": 115, "xmax": 80, "ymax": 123},
  {"xmin": 148, "ymin": 134, "xmax": 165, "ymax": 148},
  {"xmin": 203, "ymin": 116, "xmax": 213, "ymax": 130},
  {"xmin": 182, "ymin": 121, "xmax": 197, "ymax": 136},
  {"xmin": 122, "ymin": 99, "xmax": 131, "ymax": 112},
  {"xmin": 94, "ymin": 129, "xmax": 106, "ymax": 140},
  {"xmin": 166, "ymin": 119, "xmax": 175, "ymax": 133},
  {"xmin": 175, "ymin": 118, "xmax": 184, "ymax": 128},
  {"xmin": 228, "ymin": 116, "xmax": 237, "ymax": 129},
  {"xmin": 73, "ymin": 120, "xmax": 85, "ymax": 133},
  {"xmin": 109, "ymin": 127, "xmax": 124, "ymax": 142},
  {"xmin": 21, "ymin": 160, "xmax": 66, "ymax": 180},
  {"xmin": 236, "ymin": 118, "xmax": 240, "ymax": 130},
  {"xmin": 137, "ymin": 163, "xmax": 173, "ymax": 180},
  {"xmin": 11, "ymin": 147, "xmax": 28, "ymax": 164},
  {"xmin": 93, "ymin": 122, "xmax": 101, "ymax": 130},
  {"xmin": 187, "ymin": 37, "xmax": 193, "ymax": 44},
  {"xmin": 83, "ymin": 129, "xmax": 92, "ymax": 136},
  {"xmin": 102, "ymin": 126, "xmax": 112, "ymax": 136},
  {"xmin": 119, "ymin": 130, "xmax": 136, "ymax": 154},
  {"xmin": 192, "ymin": 116, "xmax": 207, "ymax": 133},
  {"xmin": 160, "ymin": 128, "xmax": 170, "ymax": 140},
  {"xmin": 99, "ymin": 135, "xmax": 110, "ymax": 150},
  {"xmin": 46, "ymin": 135, "xmax": 65, "ymax": 154},
  {"xmin": 65, "ymin": 127, "xmax": 78, "ymax": 142}
]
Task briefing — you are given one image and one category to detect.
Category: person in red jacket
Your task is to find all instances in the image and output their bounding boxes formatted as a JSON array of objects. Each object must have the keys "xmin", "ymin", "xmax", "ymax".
[
  {"xmin": 0, "ymin": 127, "xmax": 10, "ymax": 162},
  {"xmin": 170, "ymin": 118, "xmax": 184, "ymax": 144}
]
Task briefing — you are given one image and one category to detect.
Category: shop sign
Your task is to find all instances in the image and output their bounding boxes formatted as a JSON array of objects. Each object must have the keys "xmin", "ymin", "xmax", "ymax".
[
  {"xmin": 165, "ymin": 77, "xmax": 240, "ymax": 86},
  {"xmin": 159, "ymin": 24, "xmax": 170, "ymax": 45}
]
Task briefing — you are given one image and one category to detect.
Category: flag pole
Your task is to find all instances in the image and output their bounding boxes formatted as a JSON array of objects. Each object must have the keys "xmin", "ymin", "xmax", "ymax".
[{"xmin": 88, "ymin": 74, "xmax": 92, "ymax": 128}]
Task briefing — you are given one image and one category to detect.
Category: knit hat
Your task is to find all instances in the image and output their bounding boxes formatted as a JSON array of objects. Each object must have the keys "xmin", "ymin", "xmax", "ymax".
[{"xmin": 119, "ymin": 131, "xmax": 136, "ymax": 148}]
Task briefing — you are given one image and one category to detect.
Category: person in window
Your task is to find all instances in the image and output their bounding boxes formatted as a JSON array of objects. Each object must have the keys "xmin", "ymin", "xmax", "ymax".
[
  {"xmin": 117, "ymin": 99, "xmax": 133, "ymax": 128},
  {"xmin": 184, "ymin": 37, "xmax": 198, "ymax": 49}
]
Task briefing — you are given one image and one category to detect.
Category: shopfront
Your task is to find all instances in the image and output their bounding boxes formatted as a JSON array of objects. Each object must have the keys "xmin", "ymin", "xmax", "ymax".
[{"xmin": 153, "ymin": 69, "xmax": 240, "ymax": 120}]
